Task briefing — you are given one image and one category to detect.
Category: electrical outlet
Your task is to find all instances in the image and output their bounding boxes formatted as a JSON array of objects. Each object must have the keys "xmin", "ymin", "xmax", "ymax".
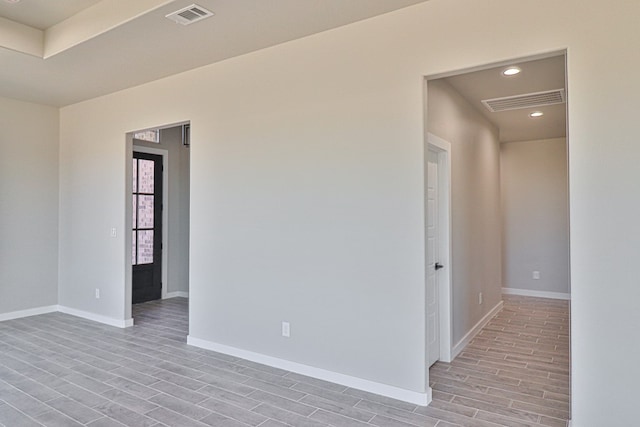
[
  {"xmin": 478, "ymin": 292, "xmax": 483, "ymax": 305},
  {"xmin": 282, "ymin": 321, "xmax": 290, "ymax": 338},
  {"xmin": 110, "ymin": 227, "xmax": 117, "ymax": 238},
  {"xmin": 95, "ymin": 288, "xmax": 100, "ymax": 299},
  {"xmin": 533, "ymin": 271, "xmax": 540, "ymax": 280}
]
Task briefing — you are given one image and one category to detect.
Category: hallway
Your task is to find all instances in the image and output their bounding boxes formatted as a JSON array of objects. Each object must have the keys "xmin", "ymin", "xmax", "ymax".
[{"xmin": 428, "ymin": 295, "xmax": 570, "ymax": 426}]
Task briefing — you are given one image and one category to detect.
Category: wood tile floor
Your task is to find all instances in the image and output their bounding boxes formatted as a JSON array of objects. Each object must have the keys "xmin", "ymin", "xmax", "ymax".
[
  {"xmin": 0, "ymin": 295, "xmax": 569, "ymax": 427},
  {"xmin": 429, "ymin": 295, "xmax": 570, "ymax": 427}
]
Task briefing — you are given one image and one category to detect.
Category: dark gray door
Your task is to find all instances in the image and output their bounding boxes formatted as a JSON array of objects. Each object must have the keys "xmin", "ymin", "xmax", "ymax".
[{"xmin": 132, "ymin": 152, "xmax": 163, "ymax": 304}]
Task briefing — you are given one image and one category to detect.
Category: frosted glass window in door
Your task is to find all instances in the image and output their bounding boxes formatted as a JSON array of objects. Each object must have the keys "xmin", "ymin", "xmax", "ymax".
[
  {"xmin": 132, "ymin": 160, "xmax": 137, "ymax": 192},
  {"xmin": 137, "ymin": 230, "xmax": 154, "ymax": 264},
  {"xmin": 137, "ymin": 196, "xmax": 154, "ymax": 228},
  {"xmin": 138, "ymin": 159, "xmax": 154, "ymax": 193},
  {"xmin": 132, "ymin": 157, "xmax": 157, "ymax": 266},
  {"xmin": 132, "ymin": 196, "xmax": 137, "ymax": 229},
  {"xmin": 132, "ymin": 230, "xmax": 137, "ymax": 264}
]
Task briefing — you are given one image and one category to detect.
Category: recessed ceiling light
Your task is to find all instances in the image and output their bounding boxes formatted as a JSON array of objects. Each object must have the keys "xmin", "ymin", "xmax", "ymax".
[
  {"xmin": 502, "ymin": 67, "xmax": 521, "ymax": 76},
  {"xmin": 529, "ymin": 111, "xmax": 544, "ymax": 118}
]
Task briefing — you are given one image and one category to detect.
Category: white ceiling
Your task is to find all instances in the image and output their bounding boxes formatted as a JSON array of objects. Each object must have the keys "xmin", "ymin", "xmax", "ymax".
[
  {"xmin": 443, "ymin": 55, "xmax": 567, "ymax": 143},
  {"xmin": 0, "ymin": 0, "xmax": 428, "ymax": 106},
  {"xmin": 0, "ymin": 0, "xmax": 101, "ymax": 29}
]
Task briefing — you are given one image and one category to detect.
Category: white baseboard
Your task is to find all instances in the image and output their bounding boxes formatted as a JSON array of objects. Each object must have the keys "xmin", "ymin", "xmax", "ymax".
[
  {"xmin": 187, "ymin": 335, "xmax": 431, "ymax": 407},
  {"xmin": 451, "ymin": 300, "xmax": 503, "ymax": 359},
  {"xmin": 502, "ymin": 287, "xmax": 570, "ymax": 300},
  {"xmin": 0, "ymin": 305, "xmax": 58, "ymax": 322},
  {"xmin": 57, "ymin": 306, "xmax": 133, "ymax": 328},
  {"xmin": 0, "ymin": 305, "xmax": 133, "ymax": 328},
  {"xmin": 165, "ymin": 291, "xmax": 189, "ymax": 299}
]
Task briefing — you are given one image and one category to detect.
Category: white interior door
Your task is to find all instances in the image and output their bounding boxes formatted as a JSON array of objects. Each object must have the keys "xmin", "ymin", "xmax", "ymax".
[{"xmin": 427, "ymin": 151, "xmax": 440, "ymax": 366}]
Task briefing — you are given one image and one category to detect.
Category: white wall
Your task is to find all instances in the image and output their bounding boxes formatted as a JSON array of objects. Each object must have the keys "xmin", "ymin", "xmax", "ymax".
[
  {"xmin": 56, "ymin": 0, "xmax": 640, "ymax": 423},
  {"xmin": 134, "ymin": 126, "xmax": 190, "ymax": 295},
  {"xmin": 0, "ymin": 96, "xmax": 59, "ymax": 315},
  {"xmin": 501, "ymin": 138, "xmax": 569, "ymax": 296},
  {"xmin": 427, "ymin": 79, "xmax": 502, "ymax": 344},
  {"xmin": 59, "ymin": 22, "xmax": 429, "ymax": 398}
]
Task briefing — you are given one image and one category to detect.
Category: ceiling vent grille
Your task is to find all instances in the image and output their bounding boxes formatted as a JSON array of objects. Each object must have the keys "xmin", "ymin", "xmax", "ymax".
[
  {"xmin": 481, "ymin": 89, "xmax": 566, "ymax": 112},
  {"xmin": 165, "ymin": 4, "xmax": 214, "ymax": 25}
]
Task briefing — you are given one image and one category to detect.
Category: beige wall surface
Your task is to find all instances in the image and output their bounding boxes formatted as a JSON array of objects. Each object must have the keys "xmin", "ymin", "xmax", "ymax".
[
  {"xmin": 427, "ymin": 79, "xmax": 502, "ymax": 345},
  {"xmin": 501, "ymin": 138, "xmax": 569, "ymax": 295},
  {"xmin": 57, "ymin": 0, "xmax": 640, "ymax": 422},
  {"xmin": 0, "ymin": 96, "xmax": 59, "ymax": 314}
]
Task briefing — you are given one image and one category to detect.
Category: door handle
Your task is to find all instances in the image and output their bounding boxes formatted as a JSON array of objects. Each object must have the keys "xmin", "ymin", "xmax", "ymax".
[{"xmin": 435, "ymin": 262, "xmax": 444, "ymax": 271}]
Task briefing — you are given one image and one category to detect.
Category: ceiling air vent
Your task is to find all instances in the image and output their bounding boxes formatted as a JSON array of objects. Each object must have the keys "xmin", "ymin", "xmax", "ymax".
[
  {"xmin": 165, "ymin": 4, "xmax": 214, "ymax": 25},
  {"xmin": 481, "ymin": 89, "xmax": 566, "ymax": 112}
]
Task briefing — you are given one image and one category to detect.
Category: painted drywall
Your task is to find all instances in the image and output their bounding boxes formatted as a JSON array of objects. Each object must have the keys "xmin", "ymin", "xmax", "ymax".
[
  {"xmin": 59, "ymin": 22, "xmax": 429, "ymax": 396},
  {"xmin": 133, "ymin": 126, "xmax": 190, "ymax": 294},
  {"xmin": 0, "ymin": 96, "xmax": 59, "ymax": 315},
  {"xmin": 501, "ymin": 138, "xmax": 569, "ymax": 296},
  {"xmin": 55, "ymin": 0, "xmax": 640, "ymax": 422},
  {"xmin": 427, "ymin": 79, "xmax": 502, "ymax": 345}
]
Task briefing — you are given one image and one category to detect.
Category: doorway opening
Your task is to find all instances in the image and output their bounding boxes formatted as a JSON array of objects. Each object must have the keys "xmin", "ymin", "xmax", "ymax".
[
  {"xmin": 126, "ymin": 122, "xmax": 191, "ymax": 325},
  {"xmin": 424, "ymin": 51, "xmax": 571, "ymax": 422}
]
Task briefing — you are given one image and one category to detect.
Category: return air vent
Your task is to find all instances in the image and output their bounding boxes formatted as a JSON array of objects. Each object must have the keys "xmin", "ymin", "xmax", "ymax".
[
  {"xmin": 165, "ymin": 4, "xmax": 214, "ymax": 25},
  {"xmin": 481, "ymin": 89, "xmax": 565, "ymax": 112}
]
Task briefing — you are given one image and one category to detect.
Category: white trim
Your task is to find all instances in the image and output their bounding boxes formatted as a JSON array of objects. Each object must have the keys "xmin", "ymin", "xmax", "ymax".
[
  {"xmin": 451, "ymin": 300, "xmax": 503, "ymax": 359},
  {"xmin": 427, "ymin": 133, "xmax": 453, "ymax": 363},
  {"xmin": 187, "ymin": 336, "xmax": 431, "ymax": 407},
  {"xmin": 427, "ymin": 133, "xmax": 450, "ymax": 152},
  {"xmin": 58, "ymin": 305, "xmax": 133, "ymax": 328},
  {"xmin": 0, "ymin": 305, "xmax": 134, "ymax": 328},
  {"xmin": 133, "ymin": 145, "xmax": 169, "ymax": 300},
  {"xmin": 502, "ymin": 287, "xmax": 570, "ymax": 300},
  {"xmin": 567, "ymin": 421, "xmax": 572, "ymax": 427},
  {"xmin": 0, "ymin": 305, "xmax": 58, "ymax": 322},
  {"xmin": 165, "ymin": 291, "xmax": 189, "ymax": 299}
]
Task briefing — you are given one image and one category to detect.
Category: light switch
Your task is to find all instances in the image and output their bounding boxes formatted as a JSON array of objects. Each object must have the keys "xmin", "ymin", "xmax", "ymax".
[{"xmin": 282, "ymin": 322, "xmax": 290, "ymax": 338}]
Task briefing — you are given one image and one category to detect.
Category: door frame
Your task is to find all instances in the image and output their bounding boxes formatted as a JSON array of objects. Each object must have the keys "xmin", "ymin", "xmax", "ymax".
[
  {"xmin": 124, "ymin": 122, "xmax": 190, "ymax": 322},
  {"xmin": 427, "ymin": 132, "xmax": 453, "ymax": 363}
]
